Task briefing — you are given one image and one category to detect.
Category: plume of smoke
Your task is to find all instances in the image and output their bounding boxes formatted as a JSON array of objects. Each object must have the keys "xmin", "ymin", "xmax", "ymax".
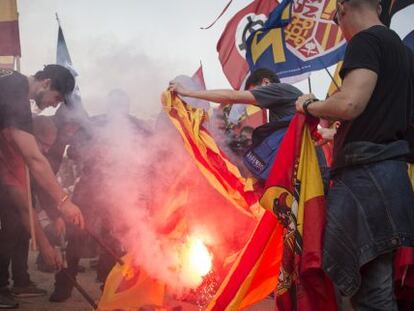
[{"xmin": 80, "ymin": 94, "xmax": 256, "ymax": 293}]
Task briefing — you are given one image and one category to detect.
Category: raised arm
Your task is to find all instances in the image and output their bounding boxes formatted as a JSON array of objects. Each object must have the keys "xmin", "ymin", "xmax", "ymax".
[{"xmin": 168, "ymin": 81, "xmax": 257, "ymax": 106}]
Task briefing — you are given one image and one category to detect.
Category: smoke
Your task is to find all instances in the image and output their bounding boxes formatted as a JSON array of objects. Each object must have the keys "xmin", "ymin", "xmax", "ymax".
[
  {"xmin": 74, "ymin": 36, "xmax": 188, "ymax": 119},
  {"xmin": 76, "ymin": 97, "xmax": 256, "ymax": 293}
]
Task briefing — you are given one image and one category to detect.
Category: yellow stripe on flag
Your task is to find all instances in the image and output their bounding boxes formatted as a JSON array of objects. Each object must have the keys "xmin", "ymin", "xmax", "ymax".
[
  {"xmin": 296, "ymin": 126, "xmax": 325, "ymax": 235},
  {"xmin": 0, "ymin": 56, "xmax": 14, "ymax": 69},
  {"xmin": 98, "ymin": 255, "xmax": 165, "ymax": 311},
  {"xmin": 0, "ymin": 0, "xmax": 18, "ymax": 22},
  {"xmin": 327, "ymin": 61, "xmax": 342, "ymax": 97}
]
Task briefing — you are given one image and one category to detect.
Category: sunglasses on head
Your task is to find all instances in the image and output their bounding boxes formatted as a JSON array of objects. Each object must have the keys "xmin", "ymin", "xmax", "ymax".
[{"xmin": 333, "ymin": 0, "xmax": 350, "ymax": 25}]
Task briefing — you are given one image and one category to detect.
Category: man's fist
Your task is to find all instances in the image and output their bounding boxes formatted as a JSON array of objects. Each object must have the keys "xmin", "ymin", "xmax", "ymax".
[
  {"xmin": 60, "ymin": 200, "xmax": 85, "ymax": 229},
  {"xmin": 168, "ymin": 81, "xmax": 189, "ymax": 96}
]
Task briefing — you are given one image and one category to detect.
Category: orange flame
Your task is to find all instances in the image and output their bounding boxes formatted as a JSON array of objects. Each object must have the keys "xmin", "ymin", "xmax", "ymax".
[{"xmin": 181, "ymin": 236, "xmax": 213, "ymax": 287}]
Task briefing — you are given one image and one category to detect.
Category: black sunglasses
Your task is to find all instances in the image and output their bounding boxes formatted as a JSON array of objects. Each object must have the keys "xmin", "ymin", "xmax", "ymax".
[{"xmin": 333, "ymin": 0, "xmax": 350, "ymax": 25}]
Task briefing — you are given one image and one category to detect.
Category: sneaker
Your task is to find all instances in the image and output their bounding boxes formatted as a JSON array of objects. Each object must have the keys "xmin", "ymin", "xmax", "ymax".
[
  {"xmin": 11, "ymin": 282, "xmax": 47, "ymax": 298},
  {"xmin": 0, "ymin": 288, "xmax": 18, "ymax": 309}
]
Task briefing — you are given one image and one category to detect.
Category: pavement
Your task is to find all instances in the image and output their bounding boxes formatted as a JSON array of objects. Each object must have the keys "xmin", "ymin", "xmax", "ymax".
[{"xmin": 13, "ymin": 251, "xmax": 274, "ymax": 311}]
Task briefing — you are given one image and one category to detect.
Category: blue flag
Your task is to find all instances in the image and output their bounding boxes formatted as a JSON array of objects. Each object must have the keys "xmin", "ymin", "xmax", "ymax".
[
  {"xmin": 56, "ymin": 22, "xmax": 88, "ymax": 120},
  {"xmin": 404, "ymin": 30, "xmax": 414, "ymax": 53},
  {"xmin": 245, "ymin": 0, "xmax": 346, "ymax": 82}
]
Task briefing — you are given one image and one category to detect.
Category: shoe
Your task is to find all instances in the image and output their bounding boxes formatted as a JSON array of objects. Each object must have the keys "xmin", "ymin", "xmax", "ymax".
[
  {"xmin": 0, "ymin": 288, "xmax": 18, "ymax": 309},
  {"xmin": 49, "ymin": 271, "xmax": 74, "ymax": 303},
  {"xmin": 11, "ymin": 282, "xmax": 47, "ymax": 298},
  {"xmin": 49, "ymin": 285, "xmax": 72, "ymax": 303}
]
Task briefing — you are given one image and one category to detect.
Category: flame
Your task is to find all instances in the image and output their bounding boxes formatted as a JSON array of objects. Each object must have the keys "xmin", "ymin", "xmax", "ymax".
[
  {"xmin": 187, "ymin": 238, "xmax": 212, "ymax": 277},
  {"xmin": 180, "ymin": 236, "xmax": 213, "ymax": 287}
]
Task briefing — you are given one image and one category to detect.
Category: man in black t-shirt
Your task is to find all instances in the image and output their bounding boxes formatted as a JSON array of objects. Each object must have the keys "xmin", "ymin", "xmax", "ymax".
[
  {"xmin": 296, "ymin": 0, "xmax": 414, "ymax": 310},
  {"xmin": 0, "ymin": 65, "xmax": 85, "ymax": 308},
  {"xmin": 168, "ymin": 68, "xmax": 302, "ymax": 180}
]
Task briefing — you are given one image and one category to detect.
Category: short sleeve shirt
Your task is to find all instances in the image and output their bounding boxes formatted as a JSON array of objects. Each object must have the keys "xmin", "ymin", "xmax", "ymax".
[
  {"xmin": 250, "ymin": 83, "xmax": 302, "ymax": 122},
  {"xmin": 333, "ymin": 26, "xmax": 414, "ymax": 165},
  {"xmin": 0, "ymin": 69, "xmax": 32, "ymax": 188}
]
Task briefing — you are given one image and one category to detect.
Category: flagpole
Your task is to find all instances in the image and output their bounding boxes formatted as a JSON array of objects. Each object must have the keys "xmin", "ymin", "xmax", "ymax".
[
  {"xmin": 55, "ymin": 12, "xmax": 61, "ymax": 27},
  {"xmin": 307, "ymin": 76, "xmax": 312, "ymax": 93}
]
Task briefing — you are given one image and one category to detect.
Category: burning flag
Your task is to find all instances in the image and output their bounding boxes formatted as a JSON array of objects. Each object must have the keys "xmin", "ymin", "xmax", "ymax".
[
  {"xmin": 98, "ymin": 255, "xmax": 165, "ymax": 311},
  {"xmin": 207, "ymin": 114, "xmax": 337, "ymax": 310},
  {"xmin": 161, "ymin": 91, "xmax": 261, "ymax": 218}
]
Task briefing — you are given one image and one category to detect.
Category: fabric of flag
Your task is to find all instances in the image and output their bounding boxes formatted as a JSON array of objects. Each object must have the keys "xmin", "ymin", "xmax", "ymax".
[
  {"xmin": 0, "ymin": 0, "xmax": 20, "ymax": 57},
  {"xmin": 56, "ymin": 23, "xmax": 88, "ymax": 120},
  {"xmin": 191, "ymin": 64, "xmax": 210, "ymax": 111},
  {"xmin": 393, "ymin": 165, "xmax": 414, "ymax": 307},
  {"xmin": 57, "ymin": 25, "xmax": 76, "ymax": 74},
  {"xmin": 403, "ymin": 29, "xmax": 414, "ymax": 52},
  {"xmin": 380, "ymin": 0, "xmax": 414, "ymax": 26},
  {"xmin": 97, "ymin": 254, "xmax": 165, "ymax": 311},
  {"xmin": 0, "ymin": 55, "xmax": 14, "ymax": 69},
  {"xmin": 246, "ymin": 0, "xmax": 346, "ymax": 82},
  {"xmin": 217, "ymin": 0, "xmax": 278, "ymax": 90},
  {"xmin": 161, "ymin": 91, "xmax": 261, "ymax": 218},
  {"xmin": 191, "ymin": 64, "xmax": 206, "ymax": 90},
  {"xmin": 207, "ymin": 114, "xmax": 337, "ymax": 310}
]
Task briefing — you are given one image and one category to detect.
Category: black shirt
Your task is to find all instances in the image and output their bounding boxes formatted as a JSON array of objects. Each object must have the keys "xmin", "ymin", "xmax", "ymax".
[
  {"xmin": 0, "ymin": 69, "xmax": 32, "ymax": 133},
  {"xmin": 334, "ymin": 25, "xmax": 414, "ymax": 165}
]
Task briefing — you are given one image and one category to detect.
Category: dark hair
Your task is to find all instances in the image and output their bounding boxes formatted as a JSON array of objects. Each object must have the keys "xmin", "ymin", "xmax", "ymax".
[
  {"xmin": 34, "ymin": 64, "xmax": 75, "ymax": 98},
  {"xmin": 245, "ymin": 68, "xmax": 280, "ymax": 90}
]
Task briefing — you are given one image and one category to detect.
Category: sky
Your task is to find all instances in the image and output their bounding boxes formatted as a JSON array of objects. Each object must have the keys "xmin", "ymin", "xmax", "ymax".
[{"xmin": 16, "ymin": 0, "xmax": 414, "ymax": 118}]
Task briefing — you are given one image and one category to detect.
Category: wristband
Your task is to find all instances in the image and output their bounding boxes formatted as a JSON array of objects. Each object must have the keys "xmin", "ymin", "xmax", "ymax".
[
  {"xmin": 57, "ymin": 193, "xmax": 69, "ymax": 210},
  {"xmin": 302, "ymin": 98, "xmax": 319, "ymax": 117}
]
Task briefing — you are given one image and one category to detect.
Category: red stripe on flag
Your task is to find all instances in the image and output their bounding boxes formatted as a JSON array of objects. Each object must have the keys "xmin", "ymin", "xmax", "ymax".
[
  {"xmin": 0, "ymin": 21, "xmax": 21, "ymax": 56},
  {"xmin": 210, "ymin": 212, "xmax": 280, "ymax": 309},
  {"xmin": 169, "ymin": 106, "xmax": 257, "ymax": 208}
]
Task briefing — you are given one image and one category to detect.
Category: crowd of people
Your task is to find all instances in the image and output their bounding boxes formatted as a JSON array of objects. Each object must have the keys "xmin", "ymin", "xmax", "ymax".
[{"xmin": 0, "ymin": 0, "xmax": 413, "ymax": 310}]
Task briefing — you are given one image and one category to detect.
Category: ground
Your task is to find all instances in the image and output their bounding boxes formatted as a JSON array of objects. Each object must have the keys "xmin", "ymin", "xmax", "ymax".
[{"xmin": 16, "ymin": 251, "xmax": 274, "ymax": 311}]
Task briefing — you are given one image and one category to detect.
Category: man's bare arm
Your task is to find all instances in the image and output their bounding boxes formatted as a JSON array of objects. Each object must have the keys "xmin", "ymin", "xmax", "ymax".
[
  {"xmin": 296, "ymin": 68, "xmax": 378, "ymax": 120},
  {"xmin": 10, "ymin": 128, "xmax": 84, "ymax": 228},
  {"xmin": 168, "ymin": 81, "xmax": 257, "ymax": 106}
]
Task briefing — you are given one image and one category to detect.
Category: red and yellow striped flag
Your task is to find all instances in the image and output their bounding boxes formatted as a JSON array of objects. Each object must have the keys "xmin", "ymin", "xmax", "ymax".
[
  {"xmin": 161, "ymin": 91, "xmax": 261, "ymax": 218},
  {"xmin": 208, "ymin": 114, "xmax": 337, "ymax": 310},
  {"xmin": 97, "ymin": 255, "xmax": 165, "ymax": 311}
]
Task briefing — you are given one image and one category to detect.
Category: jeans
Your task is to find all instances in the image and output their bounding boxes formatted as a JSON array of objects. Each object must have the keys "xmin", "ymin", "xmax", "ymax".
[
  {"xmin": 323, "ymin": 160, "xmax": 414, "ymax": 296},
  {"xmin": 351, "ymin": 252, "xmax": 397, "ymax": 311}
]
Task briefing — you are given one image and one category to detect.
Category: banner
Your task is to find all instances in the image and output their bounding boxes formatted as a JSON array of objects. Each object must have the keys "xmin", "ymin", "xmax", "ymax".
[
  {"xmin": 246, "ymin": 0, "xmax": 346, "ymax": 82},
  {"xmin": 217, "ymin": 0, "xmax": 278, "ymax": 90},
  {"xmin": 0, "ymin": 0, "xmax": 20, "ymax": 57}
]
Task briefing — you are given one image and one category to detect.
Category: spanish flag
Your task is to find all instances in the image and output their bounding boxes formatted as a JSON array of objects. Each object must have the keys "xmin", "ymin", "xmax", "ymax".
[
  {"xmin": 208, "ymin": 114, "xmax": 337, "ymax": 310},
  {"xmin": 0, "ymin": 0, "xmax": 21, "ymax": 57}
]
